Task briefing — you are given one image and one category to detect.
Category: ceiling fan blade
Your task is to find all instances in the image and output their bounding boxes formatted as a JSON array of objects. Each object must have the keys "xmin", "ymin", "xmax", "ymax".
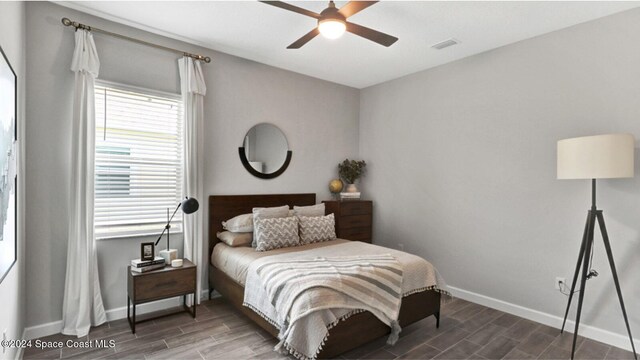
[
  {"xmin": 338, "ymin": 1, "xmax": 378, "ymax": 18},
  {"xmin": 345, "ymin": 22, "xmax": 398, "ymax": 47},
  {"xmin": 287, "ymin": 28, "xmax": 320, "ymax": 49},
  {"xmin": 260, "ymin": 1, "xmax": 320, "ymax": 19}
]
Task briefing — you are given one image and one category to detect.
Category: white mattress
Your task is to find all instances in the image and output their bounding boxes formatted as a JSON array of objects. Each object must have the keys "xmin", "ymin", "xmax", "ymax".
[{"xmin": 211, "ymin": 239, "xmax": 351, "ymax": 285}]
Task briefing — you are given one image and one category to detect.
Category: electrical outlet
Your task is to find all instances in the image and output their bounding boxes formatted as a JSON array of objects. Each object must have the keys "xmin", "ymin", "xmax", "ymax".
[
  {"xmin": 555, "ymin": 277, "xmax": 566, "ymax": 290},
  {"xmin": 398, "ymin": 244, "xmax": 404, "ymax": 251}
]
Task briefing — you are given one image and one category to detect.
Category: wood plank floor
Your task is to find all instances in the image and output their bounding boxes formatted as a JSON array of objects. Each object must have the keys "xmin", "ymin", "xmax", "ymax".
[{"xmin": 23, "ymin": 297, "xmax": 637, "ymax": 360}]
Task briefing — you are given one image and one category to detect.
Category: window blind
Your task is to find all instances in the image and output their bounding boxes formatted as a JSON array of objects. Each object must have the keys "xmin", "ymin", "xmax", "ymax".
[{"xmin": 94, "ymin": 82, "xmax": 183, "ymax": 239}]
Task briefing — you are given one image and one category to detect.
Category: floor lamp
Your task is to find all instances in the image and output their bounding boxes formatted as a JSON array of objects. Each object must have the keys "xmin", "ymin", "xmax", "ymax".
[{"xmin": 557, "ymin": 133, "xmax": 637, "ymax": 360}]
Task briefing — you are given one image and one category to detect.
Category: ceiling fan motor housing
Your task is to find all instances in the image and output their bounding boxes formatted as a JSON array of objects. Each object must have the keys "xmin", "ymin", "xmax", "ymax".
[{"xmin": 319, "ymin": 2, "xmax": 346, "ymax": 27}]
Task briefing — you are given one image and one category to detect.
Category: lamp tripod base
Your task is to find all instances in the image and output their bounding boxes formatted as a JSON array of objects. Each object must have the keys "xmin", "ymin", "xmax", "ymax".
[
  {"xmin": 159, "ymin": 249, "xmax": 178, "ymax": 265},
  {"xmin": 560, "ymin": 208, "xmax": 637, "ymax": 360}
]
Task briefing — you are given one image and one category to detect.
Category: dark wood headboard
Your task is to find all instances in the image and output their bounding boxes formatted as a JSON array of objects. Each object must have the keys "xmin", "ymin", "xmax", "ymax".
[{"xmin": 208, "ymin": 193, "xmax": 316, "ymax": 257}]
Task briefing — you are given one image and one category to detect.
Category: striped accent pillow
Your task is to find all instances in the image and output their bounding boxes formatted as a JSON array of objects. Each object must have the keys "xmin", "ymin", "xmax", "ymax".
[
  {"xmin": 298, "ymin": 214, "xmax": 336, "ymax": 244},
  {"xmin": 255, "ymin": 216, "xmax": 300, "ymax": 252}
]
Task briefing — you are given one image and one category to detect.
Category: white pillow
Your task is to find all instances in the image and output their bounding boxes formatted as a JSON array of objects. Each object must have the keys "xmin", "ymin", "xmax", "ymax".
[
  {"xmin": 222, "ymin": 213, "xmax": 253, "ymax": 233},
  {"xmin": 254, "ymin": 216, "xmax": 300, "ymax": 252},
  {"xmin": 252, "ymin": 205, "xmax": 290, "ymax": 247},
  {"xmin": 216, "ymin": 231, "xmax": 253, "ymax": 247},
  {"xmin": 299, "ymin": 214, "xmax": 336, "ymax": 244},
  {"xmin": 293, "ymin": 204, "xmax": 325, "ymax": 217}
]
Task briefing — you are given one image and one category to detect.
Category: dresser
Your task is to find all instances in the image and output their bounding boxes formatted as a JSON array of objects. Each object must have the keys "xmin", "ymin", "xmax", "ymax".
[{"xmin": 323, "ymin": 200, "xmax": 372, "ymax": 243}]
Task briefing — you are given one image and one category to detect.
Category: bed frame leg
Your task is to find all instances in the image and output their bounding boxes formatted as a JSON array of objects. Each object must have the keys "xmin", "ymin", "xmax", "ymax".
[
  {"xmin": 209, "ymin": 288, "xmax": 214, "ymax": 300},
  {"xmin": 435, "ymin": 311, "xmax": 440, "ymax": 328}
]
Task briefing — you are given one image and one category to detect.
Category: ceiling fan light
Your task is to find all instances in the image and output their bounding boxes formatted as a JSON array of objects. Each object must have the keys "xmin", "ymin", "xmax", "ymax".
[{"xmin": 318, "ymin": 19, "xmax": 346, "ymax": 39}]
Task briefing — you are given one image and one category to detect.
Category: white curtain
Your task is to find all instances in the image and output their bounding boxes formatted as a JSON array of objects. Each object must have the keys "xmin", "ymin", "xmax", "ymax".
[
  {"xmin": 179, "ymin": 57, "xmax": 206, "ymax": 304},
  {"xmin": 62, "ymin": 29, "xmax": 107, "ymax": 336}
]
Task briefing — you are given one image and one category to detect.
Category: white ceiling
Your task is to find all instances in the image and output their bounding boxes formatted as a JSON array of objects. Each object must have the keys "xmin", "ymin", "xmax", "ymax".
[{"xmin": 59, "ymin": 1, "xmax": 639, "ymax": 89}]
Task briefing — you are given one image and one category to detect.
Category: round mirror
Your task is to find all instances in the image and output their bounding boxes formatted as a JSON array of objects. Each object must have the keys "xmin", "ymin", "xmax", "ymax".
[{"xmin": 239, "ymin": 123, "xmax": 292, "ymax": 179}]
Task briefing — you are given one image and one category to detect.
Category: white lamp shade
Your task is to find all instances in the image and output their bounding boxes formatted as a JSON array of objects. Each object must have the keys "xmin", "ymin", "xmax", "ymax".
[{"xmin": 557, "ymin": 133, "xmax": 635, "ymax": 179}]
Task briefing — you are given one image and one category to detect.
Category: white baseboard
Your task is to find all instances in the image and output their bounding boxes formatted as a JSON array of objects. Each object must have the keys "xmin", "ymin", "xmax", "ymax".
[
  {"xmin": 104, "ymin": 298, "xmax": 182, "ymax": 322},
  {"xmin": 448, "ymin": 286, "xmax": 639, "ymax": 353},
  {"xmin": 23, "ymin": 319, "xmax": 63, "ymax": 341},
  {"xmin": 24, "ymin": 289, "xmax": 212, "ymax": 341}
]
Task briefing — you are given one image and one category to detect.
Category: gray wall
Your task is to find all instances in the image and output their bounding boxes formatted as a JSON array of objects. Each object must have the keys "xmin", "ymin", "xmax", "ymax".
[
  {"xmin": 0, "ymin": 2, "xmax": 26, "ymax": 359},
  {"xmin": 25, "ymin": 2, "xmax": 359, "ymax": 327},
  {"xmin": 359, "ymin": 8, "xmax": 640, "ymax": 344},
  {"xmin": 26, "ymin": 0, "xmax": 638, "ymax": 346}
]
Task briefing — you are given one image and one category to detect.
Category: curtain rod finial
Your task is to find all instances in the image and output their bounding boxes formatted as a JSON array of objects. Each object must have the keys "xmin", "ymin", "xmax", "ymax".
[{"xmin": 62, "ymin": 17, "xmax": 72, "ymax": 26}]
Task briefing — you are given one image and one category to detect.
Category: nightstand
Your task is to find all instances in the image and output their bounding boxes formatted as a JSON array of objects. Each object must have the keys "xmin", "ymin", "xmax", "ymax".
[
  {"xmin": 323, "ymin": 200, "xmax": 373, "ymax": 243},
  {"xmin": 127, "ymin": 259, "xmax": 197, "ymax": 333}
]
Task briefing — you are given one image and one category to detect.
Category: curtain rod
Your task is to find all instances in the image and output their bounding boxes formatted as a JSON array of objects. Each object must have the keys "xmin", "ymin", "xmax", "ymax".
[{"xmin": 61, "ymin": 17, "xmax": 211, "ymax": 63}]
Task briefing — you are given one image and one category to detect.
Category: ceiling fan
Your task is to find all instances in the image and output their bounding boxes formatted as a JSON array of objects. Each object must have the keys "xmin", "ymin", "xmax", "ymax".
[{"xmin": 261, "ymin": 1, "xmax": 398, "ymax": 49}]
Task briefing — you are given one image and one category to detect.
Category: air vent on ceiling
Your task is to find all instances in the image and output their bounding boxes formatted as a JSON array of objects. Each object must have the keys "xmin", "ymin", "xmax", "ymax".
[{"xmin": 431, "ymin": 38, "xmax": 460, "ymax": 50}]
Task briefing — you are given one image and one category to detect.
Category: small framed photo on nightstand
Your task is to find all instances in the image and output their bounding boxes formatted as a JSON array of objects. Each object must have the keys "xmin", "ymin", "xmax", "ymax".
[{"xmin": 141, "ymin": 242, "xmax": 155, "ymax": 261}]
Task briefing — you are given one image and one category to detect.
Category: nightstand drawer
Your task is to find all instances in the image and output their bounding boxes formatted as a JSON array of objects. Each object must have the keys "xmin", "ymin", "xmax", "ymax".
[
  {"xmin": 339, "ymin": 214, "xmax": 372, "ymax": 229},
  {"xmin": 339, "ymin": 226, "xmax": 371, "ymax": 239},
  {"xmin": 134, "ymin": 267, "xmax": 196, "ymax": 302},
  {"xmin": 340, "ymin": 201, "xmax": 372, "ymax": 216}
]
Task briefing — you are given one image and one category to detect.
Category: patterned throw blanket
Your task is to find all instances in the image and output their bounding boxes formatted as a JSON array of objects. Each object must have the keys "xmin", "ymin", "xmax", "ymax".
[
  {"xmin": 246, "ymin": 255, "xmax": 405, "ymax": 359},
  {"xmin": 241, "ymin": 241, "xmax": 450, "ymax": 360}
]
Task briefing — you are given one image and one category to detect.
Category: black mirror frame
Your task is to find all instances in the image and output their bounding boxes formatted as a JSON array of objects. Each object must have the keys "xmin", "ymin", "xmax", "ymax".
[{"xmin": 238, "ymin": 147, "xmax": 292, "ymax": 179}]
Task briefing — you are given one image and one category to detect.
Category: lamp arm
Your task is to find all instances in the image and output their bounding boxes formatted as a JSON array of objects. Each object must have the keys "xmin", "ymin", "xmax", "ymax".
[{"xmin": 154, "ymin": 203, "xmax": 182, "ymax": 246}]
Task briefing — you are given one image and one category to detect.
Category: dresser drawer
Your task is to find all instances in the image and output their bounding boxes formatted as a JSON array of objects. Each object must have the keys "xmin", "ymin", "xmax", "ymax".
[
  {"xmin": 134, "ymin": 267, "xmax": 196, "ymax": 302},
  {"xmin": 339, "ymin": 214, "xmax": 372, "ymax": 229},
  {"xmin": 339, "ymin": 226, "xmax": 372, "ymax": 239},
  {"xmin": 323, "ymin": 200, "xmax": 373, "ymax": 244},
  {"xmin": 340, "ymin": 201, "xmax": 372, "ymax": 216}
]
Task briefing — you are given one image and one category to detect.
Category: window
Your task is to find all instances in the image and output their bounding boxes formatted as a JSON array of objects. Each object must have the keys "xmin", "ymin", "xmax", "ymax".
[{"xmin": 94, "ymin": 82, "xmax": 183, "ymax": 239}]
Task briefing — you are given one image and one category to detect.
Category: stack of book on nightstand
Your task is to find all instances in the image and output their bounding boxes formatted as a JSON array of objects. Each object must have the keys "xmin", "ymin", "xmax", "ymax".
[
  {"xmin": 340, "ymin": 192, "xmax": 361, "ymax": 200},
  {"xmin": 131, "ymin": 257, "xmax": 165, "ymax": 273}
]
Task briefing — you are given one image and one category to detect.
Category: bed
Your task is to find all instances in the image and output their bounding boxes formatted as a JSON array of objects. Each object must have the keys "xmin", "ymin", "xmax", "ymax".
[{"xmin": 208, "ymin": 193, "xmax": 443, "ymax": 359}]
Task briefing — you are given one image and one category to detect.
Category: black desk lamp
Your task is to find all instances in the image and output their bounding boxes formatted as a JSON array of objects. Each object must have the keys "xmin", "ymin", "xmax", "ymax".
[
  {"xmin": 557, "ymin": 134, "xmax": 636, "ymax": 359},
  {"xmin": 155, "ymin": 197, "xmax": 199, "ymax": 264}
]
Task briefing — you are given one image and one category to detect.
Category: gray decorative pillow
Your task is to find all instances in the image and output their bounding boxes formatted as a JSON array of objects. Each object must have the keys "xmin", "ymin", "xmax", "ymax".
[
  {"xmin": 293, "ymin": 203, "xmax": 325, "ymax": 217},
  {"xmin": 216, "ymin": 231, "xmax": 252, "ymax": 247},
  {"xmin": 252, "ymin": 205, "xmax": 290, "ymax": 247},
  {"xmin": 254, "ymin": 216, "xmax": 300, "ymax": 252},
  {"xmin": 299, "ymin": 214, "xmax": 336, "ymax": 244}
]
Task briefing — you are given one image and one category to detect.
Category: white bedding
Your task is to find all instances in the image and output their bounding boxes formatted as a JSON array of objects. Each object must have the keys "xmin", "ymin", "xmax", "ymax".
[{"xmin": 211, "ymin": 239, "xmax": 351, "ymax": 285}]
